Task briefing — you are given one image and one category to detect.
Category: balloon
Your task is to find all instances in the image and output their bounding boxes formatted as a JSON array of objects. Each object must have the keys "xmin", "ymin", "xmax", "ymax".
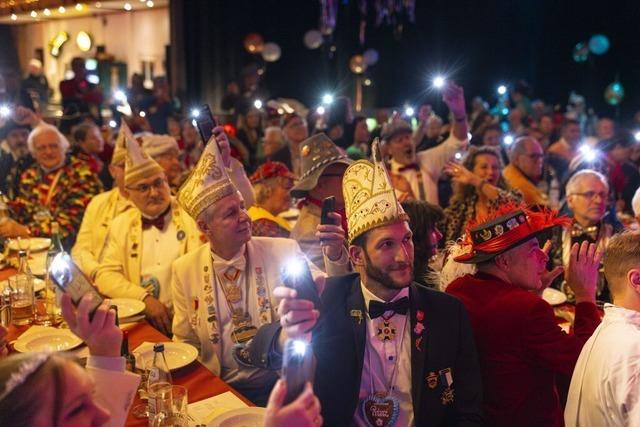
[
  {"xmin": 572, "ymin": 42, "xmax": 589, "ymax": 63},
  {"xmin": 262, "ymin": 43, "xmax": 282, "ymax": 62},
  {"xmin": 363, "ymin": 49, "xmax": 379, "ymax": 66},
  {"xmin": 589, "ymin": 34, "xmax": 610, "ymax": 55},
  {"xmin": 349, "ymin": 55, "xmax": 367, "ymax": 74},
  {"xmin": 604, "ymin": 82, "xmax": 624, "ymax": 106},
  {"xmin": 303, "ymin": 30, "xmax": 323, "ymax": 49},
  {"xmin": 244, "ymin": 33, "xmax": 264, "ymax": 54}
]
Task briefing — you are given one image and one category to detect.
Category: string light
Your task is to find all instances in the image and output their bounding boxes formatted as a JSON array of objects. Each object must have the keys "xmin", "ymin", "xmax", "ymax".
[
  {"xmin": 10, "ymin": 13, "xmax": 17, "ymax": 20},
  {"xmin": 59, "ymin": 6, "xmax": 66, "ymax": 13},
  {"xmin": 30, "ymin": 10, "xmax": 37, "ymax": 18},
  {"xmin": 146, "ymin": 0, "xmax": 154, "ymax": 7},
  {"xmin": 124, "ymin": 3, "xmax": 132, "ymax": 11},
  {"xmin": 75, "ymin": 3, "xmax": 84, "ymax": 11},
  {"xmin": 43, "ymin": 8, "xmax": 51, "ymax": 16}
]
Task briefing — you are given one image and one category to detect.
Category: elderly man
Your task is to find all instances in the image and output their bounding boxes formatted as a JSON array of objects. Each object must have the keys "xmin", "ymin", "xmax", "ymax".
[
  {"xmin": 290, "ymin": 133, "xmax": 352, "ymax": 275},
  {"xmin": 248, "ymin": 161, "xmax": 296, "ymax": 238},
  {"xmin": 549, "ymin": 169, "xmax": 622, "ymax": 301},
  {"xmin": 94, "ymin": 131, "xmax": 202, "ymax": 335},
  {"xmin": 0, "ymin": 109, "xmax": 34, "ymax": 199},
  {"xmin": 503, "ymin": 136, "xmax": 560, "ymax": 208},
  {"xmin": 72, "ymin": 125, "xmax": 134, "ymax": 279},
  {"xmin": 255, "ymin": 140, "xmax": 483, "ymax": 426},
  {"xmin": 260, "ymin": 126, "xmax": 285, "ymax": 162},
  {"xmin": 0, "ymin": 122, "xmax": 102, "ymax": 246},
  {"xmin": 565, "ymin": 231, "xmax": 640, "ymax": 425},
  {"xmin": 386, "ymin": 82, "xmax": 468, "ymax": 204},
  {"xmin": 141, "ymin": 133, "xmax": 185, "ymax": 191},
  {"xmin": 171, "ymin": 132, "xmax": 324, "ymax": 405},
  {"xmin": 446, "ymin": 204, "xmax": 602, "ymax": 427}
]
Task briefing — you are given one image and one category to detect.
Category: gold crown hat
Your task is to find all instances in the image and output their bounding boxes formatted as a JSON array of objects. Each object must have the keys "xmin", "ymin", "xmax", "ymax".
[
  {"xmin": 342, "ymin": 138, "xmax": 409, "ymax": 244},
  {"xmin": 177, "ymin": 136, "xmax": 237, "ymax": 220},
  {"xmin": 110, "ymin": 123, "xmax": 130, "ymax": 166},
  {"xmin": 123, "ymin": 125, "xmax": 164, "ymax": 187}
]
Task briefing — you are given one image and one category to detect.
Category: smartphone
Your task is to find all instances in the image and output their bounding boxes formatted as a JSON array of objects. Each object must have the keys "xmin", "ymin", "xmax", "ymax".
[
  {"xmin": 195, "ymin": 104, "xmax": 218, "ymax": 143},
  {"xmin": 281, "ymin": 258, "xmax": 321, "ymax": 309},
  {"xmin": 320, "ymin": 196, "xmax": 336, "ymax": 226},
  {"xmin": 282, "ymin": 338, "xmax": 316, "ymax": 404},
  {"xmin": 48, "ymin": 252, "xmax": 103, "ymax": 314}
]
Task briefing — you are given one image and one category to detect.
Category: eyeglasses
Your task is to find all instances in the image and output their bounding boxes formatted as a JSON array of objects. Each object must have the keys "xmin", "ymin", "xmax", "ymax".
[
  {"xmin": 571, "ymin": 191, "xmax": 608, "ymax": 201},
  {"xmin": 127, "ymin": 177, "xmax": 167, "ymax": 194}
]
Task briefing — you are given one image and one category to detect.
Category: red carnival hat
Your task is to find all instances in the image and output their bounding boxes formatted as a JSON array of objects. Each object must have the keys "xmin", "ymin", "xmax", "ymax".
[
  {"xmin": 454, "ymin": 202, "xmax": 571, "ymax": 264},
  {"xmin": 250, "ymin": 161, "xmax": 297, "ymax": 184}
]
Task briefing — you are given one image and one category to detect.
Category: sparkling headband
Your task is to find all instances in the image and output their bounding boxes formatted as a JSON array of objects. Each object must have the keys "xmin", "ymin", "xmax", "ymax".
[{"xmin": 0, "ymin": 352, "xmax": 52, "ymax": 402}]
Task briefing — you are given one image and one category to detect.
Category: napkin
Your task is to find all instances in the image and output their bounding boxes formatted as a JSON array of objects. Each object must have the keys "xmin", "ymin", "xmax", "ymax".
[{"xmin": 187, "ymin": 391, "xmax": 249, "ymax": 426}]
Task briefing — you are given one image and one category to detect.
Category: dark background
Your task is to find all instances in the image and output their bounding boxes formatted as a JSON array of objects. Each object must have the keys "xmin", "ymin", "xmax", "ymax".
[{"xmin": 177, "ymin": 0, "xmax": 640, "ymax": 120}]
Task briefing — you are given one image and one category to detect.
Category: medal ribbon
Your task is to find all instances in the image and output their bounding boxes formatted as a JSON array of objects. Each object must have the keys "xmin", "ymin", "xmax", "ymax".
[{"xmin": 41, "ymin": 168, "xmax": 64, "ymax": 207}]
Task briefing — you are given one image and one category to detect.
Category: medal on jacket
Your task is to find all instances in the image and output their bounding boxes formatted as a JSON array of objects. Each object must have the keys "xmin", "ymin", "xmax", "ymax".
[{"xmin": 360, "ymin": 314, "xmax": 407, "ymax": 427}]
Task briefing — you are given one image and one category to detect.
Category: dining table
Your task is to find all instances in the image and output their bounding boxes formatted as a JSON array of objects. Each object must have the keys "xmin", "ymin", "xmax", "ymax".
[{"xmin": 1, "ymin": 265, "xmax": 254, "ymax": 427}]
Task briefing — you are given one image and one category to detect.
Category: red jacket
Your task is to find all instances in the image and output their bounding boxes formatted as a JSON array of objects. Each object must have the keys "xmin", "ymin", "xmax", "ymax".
[{"xmin": 446, "ymin": 272, "xmax": 601, "ymax": 427}]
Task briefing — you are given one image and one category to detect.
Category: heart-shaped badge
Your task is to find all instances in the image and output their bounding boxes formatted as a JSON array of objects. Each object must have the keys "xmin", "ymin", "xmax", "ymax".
[{"xmin": 360, "ymin": 393, "xmax": 400, "ymax": 427}]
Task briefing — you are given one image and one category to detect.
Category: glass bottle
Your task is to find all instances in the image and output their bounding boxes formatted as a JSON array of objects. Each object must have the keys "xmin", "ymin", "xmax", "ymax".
[{"xmin": 147, "ymin": 343, "xmax": 173, "ymax": 423}]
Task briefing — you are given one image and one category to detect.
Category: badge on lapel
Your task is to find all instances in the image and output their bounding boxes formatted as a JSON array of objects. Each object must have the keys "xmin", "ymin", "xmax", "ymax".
[
  {"xmin": 414, "ymin": 309, "xmax": 426, "ymax": 351},
  {"xmin": 350, "ymin": 309, "xmax": 363, "ymax": 324},
  {"xmin": 176, "ymin": 230, "xmax": 186, "ymax": 241},
  {"xmin": 426, "ymin": 371, "xmax": 438, "ymax": 389},
  {"xmin": 439, "ymin": 368, "xmax": 454, "ymax": 405}
]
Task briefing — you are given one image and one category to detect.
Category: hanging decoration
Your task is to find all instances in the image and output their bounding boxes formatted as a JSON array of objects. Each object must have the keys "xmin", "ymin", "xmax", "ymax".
[
  {"xmin": 244, "ymin": 33, "xmax": 265, "ymax": 54},
  {"xmin": 604, "ymin": 81, "xmax": 624, "ymax": 106},
  {"xmin": 262, "ymin": 42, "xmax": 282, "ymax": 62},
  {"xmin": 588, "ymin": 34, "xmax": 610, "ymax": 55},
  {"xmin": 349, "ymin": 55, "xmax": 367, "ymax": 74},
  {"xmin": 572, "ymin": 42, "xmax": 589, "ymax": 63},
  {"xmin": 304, "ymin": 30, "xmax": 324, "ymax": 49}
]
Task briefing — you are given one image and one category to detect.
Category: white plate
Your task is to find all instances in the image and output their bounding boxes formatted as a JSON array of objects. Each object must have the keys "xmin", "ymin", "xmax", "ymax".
[
  {"xmin": 208, "ymin": 408, "xmax": 266, "ymax": 427},
  {"xmin": 7, "ymin": 238, "xmax": 51, "ymax": 252},
  {"xmin": 135, "ymin": 342, "xmax": 198, "ymax": 371},
  {"xmin": 0, "ymin": 278, "xmax": 46, "ymax": 293},
  {"xmin": 543, "ymin": 288, "xmax": 568, "ymax": 306},
  {"xmin": 111, "ymin": 298, "xmax": 146, "ymax": 319},
  {"xmin": 14, "ymin": 329, "xmax": 83, "ymax": 353}
]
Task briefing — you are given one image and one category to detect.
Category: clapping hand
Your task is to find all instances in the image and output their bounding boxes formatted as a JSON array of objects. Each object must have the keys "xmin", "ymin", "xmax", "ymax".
[
  {"xmin": 539, "ymin": 240, "xmax": 564, "ymax": 295},
  {"xmin": 61, "ymin": 293, "xmax": 122, "ymax": 357},
  {"xmin": 264, "ymin": 380, "xmax": 323, "ymax": 427},
  {"xmin": 444, "ymin": 161, "xmax": 480, "ymax": 187},
  {"xmin": 564, "ymin": 241, "xmax": 602, "ymax": 304}
]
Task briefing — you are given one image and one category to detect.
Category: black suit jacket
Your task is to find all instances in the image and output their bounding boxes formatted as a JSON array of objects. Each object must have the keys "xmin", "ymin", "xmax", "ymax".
[{"xmin": 252, "ymin": 273, "xmax": 483, "ymax": 426}]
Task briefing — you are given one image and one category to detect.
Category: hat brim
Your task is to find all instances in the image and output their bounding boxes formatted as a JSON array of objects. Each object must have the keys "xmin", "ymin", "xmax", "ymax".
[
  {"xmin": 290, "ymin": 157, "xmax": 352, "ymax": 198},
  {"xmin": 454, "ymin": 224, "xmax": 558, "ymax": 264}
]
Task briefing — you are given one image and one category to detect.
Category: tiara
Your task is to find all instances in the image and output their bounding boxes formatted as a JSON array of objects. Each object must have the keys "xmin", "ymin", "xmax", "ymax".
[{"xmin": 0, "ymin": 352, "xmax": 52, "ymax": 401}]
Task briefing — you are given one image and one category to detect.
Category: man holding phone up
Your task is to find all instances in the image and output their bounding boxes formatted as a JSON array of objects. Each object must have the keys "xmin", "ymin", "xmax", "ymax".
[
  {"xmin": 171, "ymin": 128, "xmax": 325, "ymax": 405},
  {"xmin": 253, "ymin": 140, "xmax": 483, "ymax": 426}
]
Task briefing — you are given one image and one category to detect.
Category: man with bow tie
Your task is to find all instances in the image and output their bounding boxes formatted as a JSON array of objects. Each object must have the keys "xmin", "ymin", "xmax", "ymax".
[
  {"xmin": 385, "ymin": 82, "xmax": 468, "ymax": 205},
  {"xmin": 548, "ymin": 169, "xmax": 623, "ymax": 302},
  {"xmin": 250, "ymin": 140, "xmax": 483, "ymax": 426},
  {"xmin": 93, "ymin": 129, "xmax": 203, "ymax": 335},
  {"xmin": 170, "ymin": 129, "xmax": 324, "ymax": 406}
]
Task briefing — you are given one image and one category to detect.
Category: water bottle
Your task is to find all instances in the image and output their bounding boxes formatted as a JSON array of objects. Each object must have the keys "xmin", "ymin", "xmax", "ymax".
[{"xmin": 147, "ymin": 343, "xmax": 173, "ymax": 423}]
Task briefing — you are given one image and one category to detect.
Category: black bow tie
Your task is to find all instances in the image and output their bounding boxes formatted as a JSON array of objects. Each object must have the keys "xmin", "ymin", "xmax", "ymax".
[
  {"xmin": 368, "ymin": 297, "xmax": 410, "ymax": 319},
  {"xmin": 142, "ymin": 215, "xmax": 165, "ymax": 230}
]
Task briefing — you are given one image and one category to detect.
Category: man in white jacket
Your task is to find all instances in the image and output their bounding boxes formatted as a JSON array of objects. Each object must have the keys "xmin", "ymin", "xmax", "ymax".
[
  {"xmin": 172, "ymin": 131, "xmax": 324, "ymax": 405},
  {"xmin": 565, "ymin": 231, "xmax": 640, "ymax": 426}
]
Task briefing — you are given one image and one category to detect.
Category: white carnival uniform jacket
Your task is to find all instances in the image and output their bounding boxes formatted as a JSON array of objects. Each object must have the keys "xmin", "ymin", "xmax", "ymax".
[
  {"xmin": 94, "ymin": 199, "xmax": 203, "ymax": 302},
  {"xmin": 171, "ymin": 237, "xmax": 325, "ymax": 376},
  {"xmin": 72, "ymin": 188, "xmax": 134, "ymax": 279}
]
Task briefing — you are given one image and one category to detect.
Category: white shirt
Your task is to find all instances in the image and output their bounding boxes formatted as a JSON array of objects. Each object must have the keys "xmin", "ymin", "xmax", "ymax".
[
  {"xmin": 210, "ymin": 246, "xmax": 275, "ymax": 391},
  {"xmin": 390, "ymin": 134, "xmax": 466, "ymax": 204},
  {"xmin": 354, "ymin": 282, "xmax": 413, "ymax": 427},
  {"xmin": 140, "ymin": 209, "xmax": 180, "ymax": 306},
  {"xmin": 565, "ymin": 304, "xmax": 640, "ymax": 426}
]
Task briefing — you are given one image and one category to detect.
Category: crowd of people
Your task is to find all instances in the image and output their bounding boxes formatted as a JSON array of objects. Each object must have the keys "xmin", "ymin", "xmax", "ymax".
[{"xmin": 1, "ymin": 59, "xmax": 640, "ymax": 426}]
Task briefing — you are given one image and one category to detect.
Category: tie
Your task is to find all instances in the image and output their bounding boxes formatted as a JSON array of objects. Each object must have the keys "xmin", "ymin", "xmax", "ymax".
[
  {"xmin": 398, "ymin": 163, "xmax": 420, "ymax": 172},
  {"xmin": 368, "ymin": 297, "xmax": 410, "ymax": 319},
  {"xmin": 571, "ymin": 223, "xmax": 599, "ymax": 242},
  {"xmin": 141, "ymin": 215, "xmax": 165, "ymax": 230}
]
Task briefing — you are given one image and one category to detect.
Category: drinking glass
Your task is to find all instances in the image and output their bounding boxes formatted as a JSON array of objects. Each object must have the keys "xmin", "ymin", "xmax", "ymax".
[
  {"xmin": 150, "ymin": 385, "xmax": 189, "ymax": 427},
  {"xmin": 9, "ymin": 275, "xmax": 34, "ymax": 326}
]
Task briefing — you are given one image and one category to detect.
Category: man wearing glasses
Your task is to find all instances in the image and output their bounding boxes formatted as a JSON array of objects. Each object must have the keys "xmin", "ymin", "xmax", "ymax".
[
  {"xmin": 94, "ymin": 131, "xmax": 202, "ymax": 335},
  {"xmin": 548, "ymin": 169, "xmax": 623, "ymax": 302},
  {"xmin": 503, "ymin": 136, "xmax": 560, "ymax": 209}
]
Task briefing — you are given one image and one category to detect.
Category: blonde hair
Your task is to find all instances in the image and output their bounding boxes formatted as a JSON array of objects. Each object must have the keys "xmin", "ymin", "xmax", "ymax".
[{"xmin": 603, "ymin": 231, "xmax": 640, "ymax": 298}]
